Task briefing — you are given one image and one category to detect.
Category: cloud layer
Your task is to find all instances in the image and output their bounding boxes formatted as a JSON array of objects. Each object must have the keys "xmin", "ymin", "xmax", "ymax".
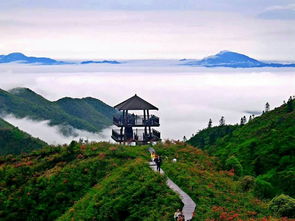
[
  {"xmin": 3, "ymin": 114, "xmax": 112, "ymax": 145},
  {"xmin": 0, "ymin": 63, "xmax": 294, "ymax": 141}
]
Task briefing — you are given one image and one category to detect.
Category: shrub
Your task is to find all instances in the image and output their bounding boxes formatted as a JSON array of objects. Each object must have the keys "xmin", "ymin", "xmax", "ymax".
[
  {"xmin": 269, "ymin": 194, "xmax": 295, "ymax": 218},
  {"xmin": 240, "ymin": 176, "xmax": 255, "ymax": 191},
  {"xmin": 225, "ymin": 156, "xmax": 243, "ymax": 176},
  {"xmin": 254, "ymin": 178, "xmax": 275, "ymax": 199}
]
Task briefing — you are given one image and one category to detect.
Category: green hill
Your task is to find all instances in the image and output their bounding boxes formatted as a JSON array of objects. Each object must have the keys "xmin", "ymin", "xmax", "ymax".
[
  {"xmin": 1, "ymin": 141, "xmax": 292, "ymax": 220},
  {"xmin": 0, "ymin": 118, "xmax": 13, "ymax": 129},
  {"xmin": 0, "ymin": 118, "xmax": 47, "ymax": 155},
  {"xmin": 55, "ymin": 97, "xmax": 114, "ymax": 132},
  {"xmin": 0, "ymin": 88, "xmax": 116, "ymax": 134},
  {"xmin": 188, "ymin": 98, "xmax": 295, "ymax": 198}
]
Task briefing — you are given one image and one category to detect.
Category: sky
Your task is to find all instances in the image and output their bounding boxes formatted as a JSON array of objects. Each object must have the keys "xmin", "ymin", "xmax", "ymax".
[{"xmin": 0, "ymin": 0, "xmax": 295, "ymax": 60}]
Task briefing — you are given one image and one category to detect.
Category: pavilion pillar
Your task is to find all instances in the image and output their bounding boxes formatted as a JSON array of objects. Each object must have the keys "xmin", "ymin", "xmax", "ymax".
[
  {"xmin": 120, "ymin": 110, "xmax": 124, "ymax": 144},
  {"xmin": 143, "ymin": 109, "xmax": 147, "ymax": 143},
  {"xmin": 147, "ymin": 110, "xmax": 151, "ymax": 137}
]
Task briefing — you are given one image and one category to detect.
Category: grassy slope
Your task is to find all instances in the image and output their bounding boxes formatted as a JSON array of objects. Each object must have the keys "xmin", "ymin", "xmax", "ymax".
[
  {"xmin": 0, "ymin": 88, "xmax": 116, "ymax": 133},
  {"xmin": 58, "ymin": 159, "xmax": 180, "ymax": 221},
  {"xmin": 156, "ymin": 142, "xmax": 272, "ymax": 220},
  {"xmin": 0, "ymin": 143, "xmax": 182, "ymax": 221},
  {"xmin": 188, "ymin": 100, "xmax": 295, "ymax": 198},
  {"xmin": 0, "ymin": 118, "xmax": 47, "ymax": 155},
  {"xmin": 1, "ymin": 141, "xmax": 287, "ymax": 220}
]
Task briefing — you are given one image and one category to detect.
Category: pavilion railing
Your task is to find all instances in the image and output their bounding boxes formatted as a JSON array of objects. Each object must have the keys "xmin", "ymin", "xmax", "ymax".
[
  {"xmin": 111, "ymin": 129, "xmax": 124, "ymax": 141},
  {"xmin": 152, "ymin": 129, "xmax": 161, "ymax": 139},
  {"xmin": 111, "ymin": 128, "xmax": 161, "ymax": 142},
  {"xmin": 113, "ymin": 114, "xmax": 159, "ymax": 127}
]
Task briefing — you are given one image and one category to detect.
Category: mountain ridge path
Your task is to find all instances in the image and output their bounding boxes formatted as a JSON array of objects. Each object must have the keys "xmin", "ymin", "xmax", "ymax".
[{"xmin": 148, "ymin": 147, "xmax": 196, "ymax": 221}]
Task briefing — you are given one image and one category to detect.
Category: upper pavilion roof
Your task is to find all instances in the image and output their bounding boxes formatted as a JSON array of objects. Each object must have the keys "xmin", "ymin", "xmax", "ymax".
[{"xmin": 114, "ymin": 94, "xmax": 158, "ymax": 110}]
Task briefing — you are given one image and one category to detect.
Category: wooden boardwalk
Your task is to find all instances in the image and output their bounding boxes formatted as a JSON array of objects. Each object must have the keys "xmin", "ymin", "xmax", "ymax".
[{"xmin": 148, "ymin": 148, "xmax": 196, "ymax": 221}]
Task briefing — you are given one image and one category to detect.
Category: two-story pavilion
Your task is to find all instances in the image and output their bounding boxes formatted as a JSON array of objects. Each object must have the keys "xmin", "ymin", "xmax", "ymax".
[{"xmin": 111, "ymin": 94, "xmax": 160, "ymax": 145}]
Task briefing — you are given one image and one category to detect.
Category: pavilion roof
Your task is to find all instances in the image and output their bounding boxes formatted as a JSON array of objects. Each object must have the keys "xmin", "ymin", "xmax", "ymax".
[{"xmin": 114, "ymin": 94, "xmax": 158, "ymax": 110}]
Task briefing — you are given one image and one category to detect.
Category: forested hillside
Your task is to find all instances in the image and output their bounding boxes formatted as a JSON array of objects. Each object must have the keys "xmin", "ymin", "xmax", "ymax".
[
  {"xmin": 0, "ymin": 118, "xmax": 47, "ymax": 155},
  {"xmin": 188, "ymin": 98, "xmax": 295, "ymax": 201},
  {"xmin": 0, "ymin": 88, "xmax": 116, "ymax": 134},
  {"xmin": 1, "ymin": 141, "xmax": 293, "ymax": 220}
]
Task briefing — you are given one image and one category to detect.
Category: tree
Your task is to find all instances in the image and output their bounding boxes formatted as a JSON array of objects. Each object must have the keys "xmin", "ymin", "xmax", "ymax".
[
  {"xmin": 265, "ymin": 102, "xmax": 270, "ymax": 112},
  {"xmin": 240, "ymin": 116, "xmax": 247, "ymax": 125},
  {"xmin": 254, "ymin": 178, "xmax": 275, "ymax": 199},
  {"xmin": 287, "ymin": 96, "xmax": 294, "ymax": 113},
  {"xmin": 240, "ymin": 176, "xmax": 255, "ymax": 191},
  {"xmin": 208, "ymin": 119, "xmax": 212, "ymax": 128},
  {"xmin": 269, "ymin": 194, "xmax": 295, "ymax": 217},
  {"xmin": 240, "ymin": 117, "xmax": 244, "ymax": 125},
  {"xmin": 225, "ymin": 156, "xmax": 243, "ymax": 176},
  {"xmin": 219, "ymin": 116, "xmax": 225, "ymax": 126}
]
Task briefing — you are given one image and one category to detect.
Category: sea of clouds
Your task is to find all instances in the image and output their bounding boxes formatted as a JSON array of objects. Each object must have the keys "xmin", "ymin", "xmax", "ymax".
[{"xmin": 0, "ymin": 62, "xmax": 294, "ymax": 143}]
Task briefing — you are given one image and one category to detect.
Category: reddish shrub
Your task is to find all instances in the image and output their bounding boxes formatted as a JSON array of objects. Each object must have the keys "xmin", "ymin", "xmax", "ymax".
[
  {"xmin": 98, "ymin": 153, "xmax": 106, "ymax": 159},
  {"xmin": 109, "ymin": 146, "xmax": 117, "ymax": 152}
]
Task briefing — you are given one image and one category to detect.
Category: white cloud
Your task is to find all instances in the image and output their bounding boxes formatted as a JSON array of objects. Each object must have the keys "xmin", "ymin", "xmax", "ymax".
[
  {"xmin": 2, "ymin": 114, "xmax": 112, "ymax": 145},
  {"xmin": 264, "ymin": 4, "xmax": 295, "ymax": 12},
  {"xmin": 258, "ymin": 4, "xmax": 295, "ymax": 20},
  {"xmin": 1, "ymin": 64, "xmax": 295, "ymax": 141}
]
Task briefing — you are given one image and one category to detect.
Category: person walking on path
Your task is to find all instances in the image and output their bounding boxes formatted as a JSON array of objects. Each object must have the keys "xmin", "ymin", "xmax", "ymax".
[
  {"xmin": 177, "ymin": 211, "xmax": 185, "ymax": 221},
  {"xmin": 151, "ymin": 151, "xmax": 156, "ymax": 162},
  {"xmin": 174, "ymin": 209, "xmax": 181, "ymax": 221},
  {"xmin": 154, "ymin": 155, "xmax": 162, "ymax": 172}
]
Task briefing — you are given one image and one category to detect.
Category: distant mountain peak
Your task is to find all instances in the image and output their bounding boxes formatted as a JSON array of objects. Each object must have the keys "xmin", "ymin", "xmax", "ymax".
[
  {"xmin": 0, "ymin": 52, "xmax": 67, "ymax": 65},
  {"xmin": 9, "ymin": 87, "xmax": 37, "ymax": 95},
  {"xmin": 183, "ymin": 50, "xmax": 295, "ymax": 68},
  {"xmin": 217, "ymin": 50, "xmax": 232, "ymax": 54},
  {"xmin": 7, "ymin": 52, "xmax": 26, "ymax": 57},
  {"xmin": 10, "ymin": 87, "xmax": 31, "ymax": 92}
]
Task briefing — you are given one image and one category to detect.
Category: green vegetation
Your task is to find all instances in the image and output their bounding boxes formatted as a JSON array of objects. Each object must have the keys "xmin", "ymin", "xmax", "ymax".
[
  {"xmin": 188, "ymin": 99, "xmax": 295, "ymax": 200},
  {"xmin": 269, "ymin": 194, "xmax": 295, "ymax": 218},
  {"xmin": 0, "ymin": 118, "xmax": 47, "ymax": 155},
  {"xmin": 58, "ymin": 158, "xmax": 180, "ymax": 221},
  {"xmin": 1, "ymin": 141, "xmax": 292, "ymax": 220},
  {"xmin": 0, "ymin": 142, "xmax": 182, "ymax": 220},
  {"xmin": 0, "ymin": 118, "xmax": 13, "ymax": 129},
  {"xmin": 188, "ymin": 125, "xmax": 238, "ymax": 149},
  {"xmin": 0, "ymin": 88, "xmax": 116, "ymax": 134},
  {"xmin": 156, "ymin": 142, "xmax": 272, "ymax": 220},
  {"xmin": 1, "ymin": 96, "xmax": 294, "ymax": 220}
]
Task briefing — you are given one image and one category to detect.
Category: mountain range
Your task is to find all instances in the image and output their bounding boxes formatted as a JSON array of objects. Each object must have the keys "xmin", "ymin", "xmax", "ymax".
[
  {"xmin": 0, "ymin": 52, "xmax": 67, "ymax": 65},
  {"xmin": 1, "ymin": 51, "xmax": 295, "ymax": 68},
  {"xmin": 0, "ymin": 52, "xmax": 120, "ymax": 65},
  {"xmin": 0, "ymin": 88, "xmax": 116, "ymax": 135},
  {"xmin": 181, "ymin": 50, "xmax": 295, "ymax": 68}
]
